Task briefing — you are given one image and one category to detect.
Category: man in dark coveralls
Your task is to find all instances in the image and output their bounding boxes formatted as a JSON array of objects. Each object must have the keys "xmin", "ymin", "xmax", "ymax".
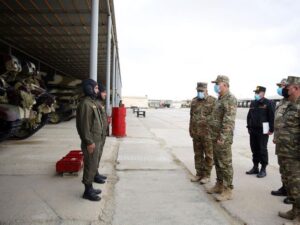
[
  {"xmin": 95, "ymin": 82, "xmax": 108, "ymax": 182},
  {"xmin": 76, "ymin": 79, "xmax": 105, "ymax": 201},
  {"xmin": 246, "ymin": 86, "xmax": 275, "ymax": 178}
]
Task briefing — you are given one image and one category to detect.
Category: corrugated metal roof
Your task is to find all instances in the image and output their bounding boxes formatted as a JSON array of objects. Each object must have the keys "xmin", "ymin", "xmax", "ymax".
[{"xmin": 0, "ymin": 0, "xmax": 116, "ymax": 83}]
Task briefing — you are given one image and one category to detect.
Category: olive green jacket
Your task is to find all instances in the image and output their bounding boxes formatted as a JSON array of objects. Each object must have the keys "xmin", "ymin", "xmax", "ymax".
[{"xmin": 76, "ymin": 96, "xmax": 104, "ymax": 146}]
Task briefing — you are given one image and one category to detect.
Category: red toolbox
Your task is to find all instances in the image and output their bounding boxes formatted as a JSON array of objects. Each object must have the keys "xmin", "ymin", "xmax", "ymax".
[{"xmin": 56, "ymin": 150, "xmax": 84, "ymax": 174}]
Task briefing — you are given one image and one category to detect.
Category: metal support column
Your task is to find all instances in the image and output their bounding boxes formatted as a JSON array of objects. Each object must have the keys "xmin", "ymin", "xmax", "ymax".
[
  {"xmin": 105, "ymin": 15, "xmax": 112, "ymax": 115},
  {"xmin": 89, "ymin": 0, "xmax": 99, "ymax": 81},
  {"xmin": 112, "ymin": 45, "xmax": 116, "ymax": 107}
]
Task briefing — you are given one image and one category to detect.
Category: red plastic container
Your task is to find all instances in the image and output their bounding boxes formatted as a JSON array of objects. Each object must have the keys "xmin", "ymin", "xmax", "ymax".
[
  {"xmin": 112, "ymin": 107, "xmax": 126, "ymax": 137},
  {"xmin": 56, "ymin": 157, "xmax": 83, "ymax": 173},
  {"xmin": 56, "ymin": 150, "xmax": 84, "ymax": 174}
]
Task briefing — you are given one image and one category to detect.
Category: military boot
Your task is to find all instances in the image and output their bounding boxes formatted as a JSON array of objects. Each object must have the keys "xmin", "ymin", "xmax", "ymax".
[
  {"xmin": 83, "ymin": 184, "xmax": 101, "ymax": 201},
  {"xmin": 190, "ymin": 175, "xmax": 202, "ymax": 182},
  {"xmin": 207, "ymin": 181, "xmax": 224, "ymax": 194},
  {"xmin": 94, "ymin": 173, "xmax": 106, "ymax": 184},
  {"xmin": 257, "ymin": 165, "xmax": 267, "ymax": 178},
  {"xmin": 284, "ymin": 197, "xmax": 296, "ymax": 205},
  {"xmin": 200, "ymin": 177, "xmax": 210, "ymax": 185},
  {"xmin": 283, "ymin": 213, "xmax": 300, "ymax": 225},
  {"xmin": 271, "ymin": 185, "xmax": 287, "ymax": 196},
  {"xmin": 215, "ymin": 187, "xmax": 233, "ymax": 202},
  {"xmin": 279, "ymin": 206, "xmax": 296, "ymax": 220},
  {"xmin": 91, "ymin": 185, "xmax": 102, "ymax": 195},
  {"xmin": 96, "ymin": 171, "xmax": 107, "ymax": 180},
  {"xmin": 246, "ymin": 163, "xmax": 259, "ymax": 175}
]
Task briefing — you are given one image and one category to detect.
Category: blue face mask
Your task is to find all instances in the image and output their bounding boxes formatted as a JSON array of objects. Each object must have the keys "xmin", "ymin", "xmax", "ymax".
[
  {"xmin": 197, "ymin": 91, "xmax": 205, "ymax": 99},
  {"xmin": 277, "ymin": 87, "xmax": 283, "ymax": 96},
  {"xmin": 254, "ymin": 94, "xmax": 261, "ymax": 101},
  {"xmin": 214, "ymin": 84, "xmax": 220, "ymax": 94}
]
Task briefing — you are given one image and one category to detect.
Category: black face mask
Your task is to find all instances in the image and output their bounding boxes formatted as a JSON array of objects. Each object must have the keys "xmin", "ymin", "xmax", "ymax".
[{"xmin": 282, "ymin": 87, "xmax": 289, "ymax": 98}]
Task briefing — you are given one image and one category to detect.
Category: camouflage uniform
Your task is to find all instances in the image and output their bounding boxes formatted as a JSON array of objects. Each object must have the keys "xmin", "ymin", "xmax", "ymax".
[
  {"xmin": 276, "ymin": 76, "xmax": 300, "ymax": 220},
  {"xmin": 210, "ymin": 76, "xmax": 237, "ymax": 190},
  {"xmin": 274, "ymin": 97, "xmax": 290, "ymax": 190},
  {"xmin": 189, "ymin": 82, "xmax": 216, "ymax": 178}
]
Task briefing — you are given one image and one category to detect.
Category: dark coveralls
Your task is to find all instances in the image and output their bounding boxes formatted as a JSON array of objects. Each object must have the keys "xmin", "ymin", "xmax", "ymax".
[
  {"xmin": 247, "ymin": 98, "xmax": 275, "ymax": 166},
  {"xmin": 76, "ymin": 96, "xmax": 105, "ymax": 185}
]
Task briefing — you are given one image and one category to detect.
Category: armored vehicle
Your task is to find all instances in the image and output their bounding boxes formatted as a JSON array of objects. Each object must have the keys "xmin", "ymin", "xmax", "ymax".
[
  {"xmin": 47, "ymin": 74, "xmax": 82, "ymax": 124},
  {"xmin": 0, "ymin": 54, "xmax": 55, "ymax": 141}
]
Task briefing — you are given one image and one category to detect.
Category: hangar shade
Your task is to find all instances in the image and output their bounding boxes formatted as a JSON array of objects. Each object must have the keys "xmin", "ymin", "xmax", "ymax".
[{"xmin": 0, "ymin": 0, "xmax": 119, "ymax": 83}]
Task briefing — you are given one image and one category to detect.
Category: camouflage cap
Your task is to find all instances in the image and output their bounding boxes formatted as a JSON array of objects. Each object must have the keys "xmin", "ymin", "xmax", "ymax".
[
  {"xmin": 211, "ymin": 75, "xmax": 229, "ymax": 84},
  {"xmin": 196, "ymin": 82, "xmax": 207, "ymax": 91},
  {"xmin": 253, "ymin": 86, "xmax": 266, "ymax": 93},
  {"xmin": 286, "ymin": 76, "xmax": 300, "ymax": 85},
  {"xmin": 276, "ymin": 78, "xmax": 287, "ymax": 87}
]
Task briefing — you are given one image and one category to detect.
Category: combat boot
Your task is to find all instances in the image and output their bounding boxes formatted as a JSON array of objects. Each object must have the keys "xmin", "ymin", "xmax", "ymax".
[
  {"xmin": 190, "ymin": 175, "xmax": 202, "ymax": 182},
  {"xmin": 271, "ymin": 185, "xmax": 287, "ymax": 196},
  {"xmin": 94, "ymin": 173, "xmax": 106, "ymax": 184},
  {"xmin": 246, "ymin": 163, "xmax": 259, "ymax": 175},
  {"xmin": 95, "ymin": 171, "xmax": 107, "ymax": 180},
  {"xmin": 257, "ymin": 165, "xmax": 267, "ymax": 178},
  {"xmin": 91, "ymin": 185, "xmax": 102, "ymax": 195},
  {"xmin": 283, "ymin": 214, "xmax": 300, "ymax": 225},
  {"xmin": 215, "ymin": 187, "xmax": 233, "ymax": 202},
  {"xmin": 199, "ymin": 177, "xmax": 210, "ymax": 184},
  {"xmin": 279, "ymin": 206, "xmax": 296, "ymax": 220},
  {"xmin": 284, "ymin": 197, "xmax": 296, "ymax": 204},
  {"xmin": 207, "ymin": 181, "xmax": 224, "ymax": 194},
  {"xmin": 83, "ymin": 184, "xmax": 101, "ymax": 201}
]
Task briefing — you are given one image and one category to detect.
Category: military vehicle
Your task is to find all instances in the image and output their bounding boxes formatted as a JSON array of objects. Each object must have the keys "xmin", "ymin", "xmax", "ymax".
[
  {"xmin": 47, "ymin": 74, "xmax": 82, "ymax": 124},
  {"xmin": 0, "ymin": 54, "xmax": 55, "ymax": 141}
]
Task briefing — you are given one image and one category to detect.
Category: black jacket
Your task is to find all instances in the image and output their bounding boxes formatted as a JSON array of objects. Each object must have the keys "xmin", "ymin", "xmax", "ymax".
[{"xmin": 247, "ymin": 97, "xmax": 275, "ymax": 133}]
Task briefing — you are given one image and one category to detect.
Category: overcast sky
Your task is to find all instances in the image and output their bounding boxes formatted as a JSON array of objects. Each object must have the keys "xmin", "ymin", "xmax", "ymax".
[{"xmin": 114, "ymin": 0, "xmax": 300, "ymax": 100}]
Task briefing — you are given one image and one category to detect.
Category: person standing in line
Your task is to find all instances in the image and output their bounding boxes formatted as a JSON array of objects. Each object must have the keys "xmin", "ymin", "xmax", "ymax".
[
  {"xmin": 246, "ymin": 86, "xmax": 275, "ymax": 178},
  {"xmin": 275, "ymin": 76, "xmax": 300, "ymax": 225},
  {"xmin": 272, "ymin": 79, "xmax": 295, "ymax": 205},
  {"xmin": 207, "ymin": 75, "xmax": 237, "ymax": 202},
  {"xmin": 76, "ymin": 79, "xmax": 105, "ymax": 201},
  {"xmin": 94, "ymin": 82, "xmax": 108, "ymax": 182},
  {"xmin": 189, "ymin": 82, "xmax": 216, "ymax": 184}
]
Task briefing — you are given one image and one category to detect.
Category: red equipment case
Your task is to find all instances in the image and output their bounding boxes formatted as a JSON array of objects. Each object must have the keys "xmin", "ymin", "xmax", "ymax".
[{"xmin": 56, "ymin": 150, "xmax": 84, "ymax": 174}]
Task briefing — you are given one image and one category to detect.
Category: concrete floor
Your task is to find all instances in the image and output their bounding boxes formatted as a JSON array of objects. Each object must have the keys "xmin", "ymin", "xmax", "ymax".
[{"xmin": 0, "ymin": 108, "xmax": 292, "ymax": 225}]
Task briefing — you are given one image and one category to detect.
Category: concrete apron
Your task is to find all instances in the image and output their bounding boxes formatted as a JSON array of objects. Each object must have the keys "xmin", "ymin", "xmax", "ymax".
[
  {"xmin": 112, "ymin": 110, "xmax": 239, "ymax": 225},
  {"xmin": 0, "ymin": 120, "xmax": 118, "ymax": 225},
  {"xmin": 141, "ymin": 108, "xmax": 290, "ymax": 225}
]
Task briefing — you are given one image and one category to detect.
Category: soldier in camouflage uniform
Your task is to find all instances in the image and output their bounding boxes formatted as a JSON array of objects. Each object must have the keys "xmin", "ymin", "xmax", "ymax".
[
  {"xmin": 272, "ymin": 79, "xmax": 295, "ymax": 205},
  {"xmin": 189, "ymin": 82, "xmax": 216, "ymax": 184},
  {"xmin": 275, "ymin": 76, "xmax": 300, "ymax": 225},
  {"xmin": 207, "ymin": 75, "xmax": 237, "ymax": 202}
]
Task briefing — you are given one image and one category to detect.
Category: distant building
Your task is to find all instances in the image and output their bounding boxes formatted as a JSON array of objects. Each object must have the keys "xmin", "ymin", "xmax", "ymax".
[{"xmin": 122, "ymin": 96, "xmax": 149, "ymax": 108}]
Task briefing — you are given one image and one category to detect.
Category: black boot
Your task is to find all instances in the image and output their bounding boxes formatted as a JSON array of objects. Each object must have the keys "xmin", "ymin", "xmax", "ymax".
[
  {"xmin": 283, "ymin": 197, "xmax": 295, "ymax": 204},
  {"xmin": 271, "ymin": 185, "xmax": 287, "ymax": 196},
  {"xmin": 257, "ymin": 165, "xmax": 267, "ymax": 178},
  {"xmin": 94, "ymin": 173, "xmax": 106, "ymax": 184},
  {"xmin": 96, "ymin": 171, "xmax": 107, "ymax": 180},
  {"xmin": 246, "ymin": 163, "xmax": 259, "ymax": 175},
  {"xmin": 91, "ymin": 185, "xmax": 102, "ymax": 195},
  {"xmin": 83, "ymin": 184, "xmax": 101, "ymax": 201}
]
